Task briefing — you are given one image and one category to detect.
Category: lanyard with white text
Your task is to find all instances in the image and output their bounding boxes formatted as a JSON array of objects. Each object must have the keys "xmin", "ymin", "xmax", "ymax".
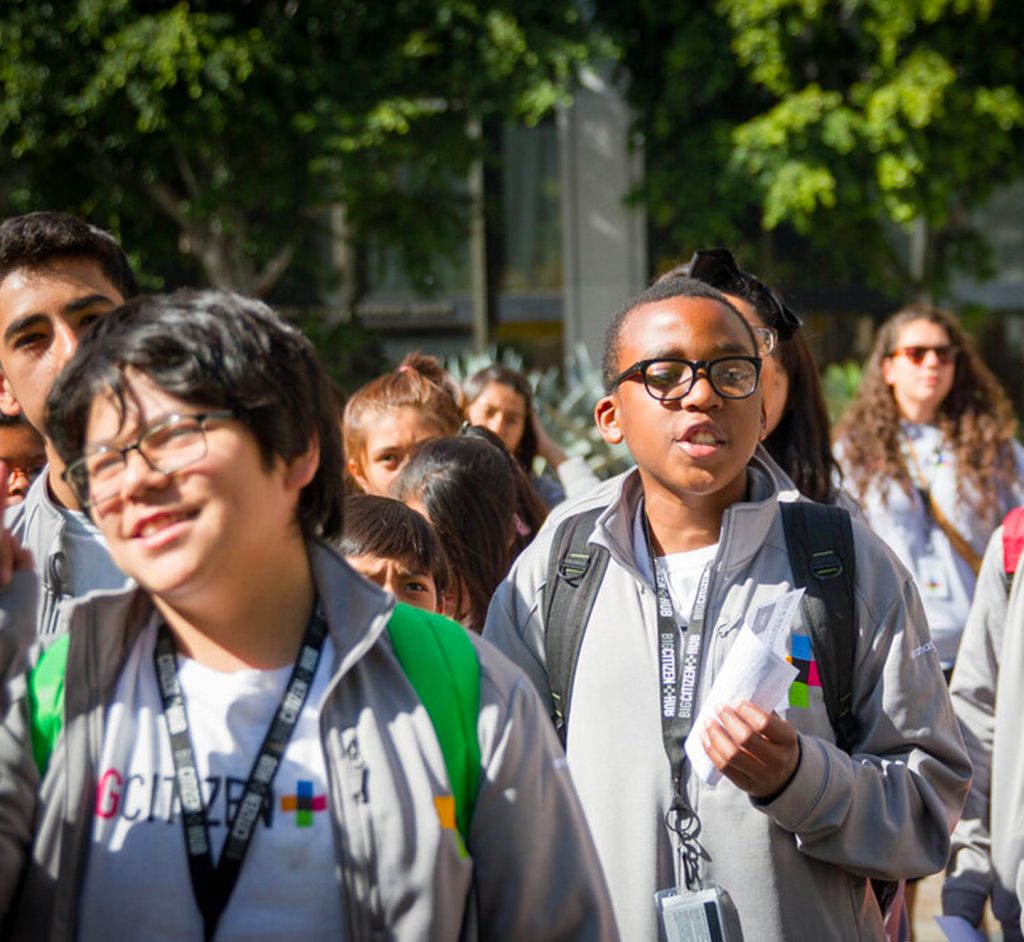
[
  {"xmin": 646, "ymin": 516, "xmax": 713, "ymax": 888},
  {"xmin": 154, "ymin": 601, "xmax": 327, "ymax": 942}
]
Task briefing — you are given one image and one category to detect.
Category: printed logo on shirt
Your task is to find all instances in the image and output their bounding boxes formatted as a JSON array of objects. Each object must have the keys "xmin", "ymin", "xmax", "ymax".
[
  {"xmin": 280, "ymin": 780, "xmax": 328, "ymax": 826},
  {"xmin": 786, "ymin": 633, "xmax": 822, "ymax": 708},
  {"xmin": 95, "ymin": 768, "xmax": 328, "ymax": 828}
]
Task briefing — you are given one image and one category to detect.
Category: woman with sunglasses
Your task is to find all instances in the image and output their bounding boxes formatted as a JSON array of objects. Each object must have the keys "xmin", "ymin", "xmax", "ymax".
[
  {"xmin": 660, "ymin": 249, "xmax": 842, "ymax": 505},
  {"xmin": 835, "ymin": 304, "xmax": 1024, "ymax": 677}
]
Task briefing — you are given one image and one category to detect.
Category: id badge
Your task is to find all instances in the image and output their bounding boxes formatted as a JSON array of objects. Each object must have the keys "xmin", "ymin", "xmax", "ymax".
[
  {"xmin": 655, "ymin": 886, "xmax": 729, "ymax": 942},
  {"xmin": 918, "ymin": 555, "xmax": 950, "ymax": 600}
]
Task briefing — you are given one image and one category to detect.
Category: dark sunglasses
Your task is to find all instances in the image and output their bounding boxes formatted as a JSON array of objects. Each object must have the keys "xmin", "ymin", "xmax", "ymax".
[
  {"xmin": 890, "ymin": 345, "xmax": 958, "ymax": 366},
  {"xmin": 687, "ymin": 248, "xmax": 803, "ymax": 341}
]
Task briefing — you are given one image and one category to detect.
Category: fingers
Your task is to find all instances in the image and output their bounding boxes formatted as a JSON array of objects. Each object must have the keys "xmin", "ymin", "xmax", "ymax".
[
  {"xmin": 700, "ymin": 700, "xmax": 800, "ymax": 799},
  {"xmin": 0, "ymin": 462, "xmax": 33, "ymax": 587}
]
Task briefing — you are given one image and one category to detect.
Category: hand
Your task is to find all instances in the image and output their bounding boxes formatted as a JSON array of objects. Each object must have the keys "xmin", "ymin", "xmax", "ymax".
[
  {"xmin": 701, "ymin": 700, "xmax": 801, "ymax": 799},
  {"xmin": 0, "ymin": 462, "xmax": 34, "ymax": 587},
  {"xmin": 531, "ymin": 410, "xmax": 567, "ymax": 468}
]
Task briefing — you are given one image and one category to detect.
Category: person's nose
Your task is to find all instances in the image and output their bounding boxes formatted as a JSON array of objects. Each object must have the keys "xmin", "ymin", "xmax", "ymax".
[
  {"xmin": 681, "ymin": 369, "xmax": 721, "ymax": 409},
  {"xmin": 118, "ymin": 445, "xmax": 169, "ymax": 499}
]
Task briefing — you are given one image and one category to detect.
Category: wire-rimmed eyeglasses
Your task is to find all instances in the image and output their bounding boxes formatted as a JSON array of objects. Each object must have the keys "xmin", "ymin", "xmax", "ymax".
[
  {"xmin": 610, "ymin": 356, "xmax": 762, "ymax": 402},
  {"xmin": 62, "ymin": 410, "xmax": 236, "ymax": 508}
]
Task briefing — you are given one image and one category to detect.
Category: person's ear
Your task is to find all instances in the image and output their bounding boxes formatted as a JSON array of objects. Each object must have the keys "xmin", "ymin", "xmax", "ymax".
[
  {"xmin": 284, "ymin": 433, "xmax": 320, "ymax": 491},
  {"xmin": 0, "ymin": 372, "xmax": 24, "ymax": 420},
  {"xmin": 595, "ymin": 394, "xmax": 624, "ymax": 445},
  {"xmin": 881, "ymin": 355, "xmax": 895, "ymax": 388},
  {"xmin": 346, "ymin": 454, "xmax": 370, "ymax": 493},
  {"xmin": 759, "ymin": 402, "xmax": 768, "ymax": 442}
]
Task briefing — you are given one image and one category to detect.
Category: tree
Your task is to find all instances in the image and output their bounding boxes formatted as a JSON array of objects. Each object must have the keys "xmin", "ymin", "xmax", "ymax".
[
  {"xmin": 0, "ymin": 0, "xmax": 588, "ymax": 300},
  {"xmin": 592, "ymin": 0, "xmax": 1024, "ymax": 300}
]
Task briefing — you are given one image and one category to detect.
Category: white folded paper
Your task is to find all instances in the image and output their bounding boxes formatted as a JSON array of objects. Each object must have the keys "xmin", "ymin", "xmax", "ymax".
[{"xmin": 684, "ymin": 590, "xmax": 803, "ymax": 787}]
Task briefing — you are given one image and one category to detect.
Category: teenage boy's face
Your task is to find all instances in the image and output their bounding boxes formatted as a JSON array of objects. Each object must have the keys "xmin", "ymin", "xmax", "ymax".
[
  {"xmin": 84, "ymin": 372, "xmax": 316, "ymax": 604},
  {"xmin": 596, "ymin": 296, "xmax": 765, "ymax": 508},
  {"xmin": 0, "ymin": 258, "xmax": 124, "ymax": 441}
]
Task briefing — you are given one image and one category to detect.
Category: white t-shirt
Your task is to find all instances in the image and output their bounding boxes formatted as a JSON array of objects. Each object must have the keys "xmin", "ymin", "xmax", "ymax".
[
  {"xmin": 77, "ymin": 618, "xmax": 345, "ymax": 942},
  {"xmin": 632, "ymin": 506, "xmax": 719, "ymax": 626}
]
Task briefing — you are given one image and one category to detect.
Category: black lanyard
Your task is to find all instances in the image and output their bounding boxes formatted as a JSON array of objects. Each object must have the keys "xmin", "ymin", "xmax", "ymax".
[
  {"xmin": 645, "ymin": 516, "xmax": 713, "ymax": 888},
  {"xmin": 154, "ymin": 602, "xmax": 328, "ymax": 942}
]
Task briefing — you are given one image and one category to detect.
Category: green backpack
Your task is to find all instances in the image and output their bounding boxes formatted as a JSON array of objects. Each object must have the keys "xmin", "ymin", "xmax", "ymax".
[{"xmin": 27, "ymin": 602, "xmax": 481, "ymax": 854}]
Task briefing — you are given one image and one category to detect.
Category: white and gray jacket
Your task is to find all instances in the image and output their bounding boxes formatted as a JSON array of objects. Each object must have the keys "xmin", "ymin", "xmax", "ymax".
[
  {"xmin": 484, "ymin": 454, "xmax": 972, "ymax": 942},
  {"xmin": 0, "ymin": 543, "xmax": 618, "ymax": 942},
  {"xmin": 943, "ymin": 525, "xmax": 1024, "ymax": 941}
]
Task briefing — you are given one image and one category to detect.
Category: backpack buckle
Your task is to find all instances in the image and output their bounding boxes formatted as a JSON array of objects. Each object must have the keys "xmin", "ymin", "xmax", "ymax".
[
  {"xmin": 558, "ymin": 551, "xmax": 592, "ymax": 587},
  {"xmin": 809, "ymin": 549, "xmax": 843, "ymax": 580}
]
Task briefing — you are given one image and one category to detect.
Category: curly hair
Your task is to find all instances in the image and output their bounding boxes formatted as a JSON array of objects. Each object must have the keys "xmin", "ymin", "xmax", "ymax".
[{"xmin": 835, "ymin": 304, "xmax": 1018, "ymax": 524}]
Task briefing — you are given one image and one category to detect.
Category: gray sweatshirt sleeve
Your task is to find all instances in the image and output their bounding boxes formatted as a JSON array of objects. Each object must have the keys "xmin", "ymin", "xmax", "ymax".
[
  {"xmin": 942, "ymin": 528, "xmax": 1007, "ymax": 926},
  {"xmin": 469, "ymin": 640, "xmax": 619, "ymax": 941},
  {"xmin": 757, "ymin": 535, "xmax": 973, "ymax": 883},
  {"xmin": 0, "ymin": 664, "xmax": 41, "ymax": 918}
]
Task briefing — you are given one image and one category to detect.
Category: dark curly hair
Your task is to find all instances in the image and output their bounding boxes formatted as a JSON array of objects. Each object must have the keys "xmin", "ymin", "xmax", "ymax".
[{"xmin": 835, "ymin": 304, "xmax": 1018, "ymax": 524}]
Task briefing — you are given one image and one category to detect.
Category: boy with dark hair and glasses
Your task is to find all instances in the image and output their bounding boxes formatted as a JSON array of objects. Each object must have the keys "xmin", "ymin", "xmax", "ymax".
[
  {"xmin": 0, "ymin": 289, "xmax": 617, "ymax": 941},
  {"xmin": 484, "ymin": 275, "xmax": 970, "ymax": 940},
  {"xmin": 0, "ymin": 211, "xmax": 140, "ymax": 634}
]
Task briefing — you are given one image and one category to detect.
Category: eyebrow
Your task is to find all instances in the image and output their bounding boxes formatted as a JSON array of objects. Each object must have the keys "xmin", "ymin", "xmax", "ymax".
[
  {"xmin": 3, "ymin": 293, "xmax": 117, "ymax": 345},
  {"xmin": 639, "ymin": 341, "xmax": 754, "ymax": 360}
]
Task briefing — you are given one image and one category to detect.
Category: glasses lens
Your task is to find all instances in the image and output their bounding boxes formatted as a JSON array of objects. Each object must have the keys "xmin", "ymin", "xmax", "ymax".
[
  {"xmin": 643, "ymin": 360, "xmax": 695, "ymax": 400},
  {"xmin": 142, "ymin": 417, "xmax": 207, "ymax": 473},
  {"xmin": 900, "ymin": 345, "xmax": 955, "ymax": 365},
  {"xmin": 708, "ymin": 358, "xmax": 760, "ymax": 398},
  {"xmin": 752, "ymin": 326, "xmax": 777, "ymax": 357}
]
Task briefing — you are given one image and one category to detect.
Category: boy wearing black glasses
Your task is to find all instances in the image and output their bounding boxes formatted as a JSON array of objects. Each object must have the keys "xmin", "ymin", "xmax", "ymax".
[{"xmin": 484, "ymin": 275, "xmax": 970, "ymax": 941}]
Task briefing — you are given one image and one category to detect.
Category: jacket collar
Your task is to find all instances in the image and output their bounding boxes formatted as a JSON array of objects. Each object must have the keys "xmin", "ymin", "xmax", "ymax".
[
  {"xmin": 591, "ymin": 446, "xmax": 788, "ymax": 582},
  {"xmin": 63, "ymin": 541, "xmax": 396, "ymax": 697}
]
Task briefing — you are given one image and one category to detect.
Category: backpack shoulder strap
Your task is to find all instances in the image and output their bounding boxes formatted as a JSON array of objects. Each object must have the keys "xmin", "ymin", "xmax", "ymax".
[
  {"xmin": 542, "ymin": 506, "xmax": 609, "ymax": 743},
  {"xmin": 1001, "ymin": 506, "xmax": 1024, "ymax": 590},
  {"xmin": 27, "ymin": 632, "xmax": 71, "ymax": 776},
  {"xmin": 386, "ymin": 603, "xmax": 481, "ymax": 855},
  {"xmin": 780, "ymin": 501, "xmax": 859, "ymax": 754}
]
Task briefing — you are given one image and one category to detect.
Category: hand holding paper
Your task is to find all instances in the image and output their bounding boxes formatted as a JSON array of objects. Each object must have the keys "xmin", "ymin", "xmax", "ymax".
[{"xmin": 684, "ymin": 591, "xmax": 803, "ymax": 790}]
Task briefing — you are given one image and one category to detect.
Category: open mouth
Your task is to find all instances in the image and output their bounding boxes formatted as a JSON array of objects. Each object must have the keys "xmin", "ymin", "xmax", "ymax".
[
  {"xmin": 677, "ymin": 427, "xmax": 726, "ymax": 458},
  {"xmin": 133, "ymin": 509, "xmax": 198, "ymax": 539}
]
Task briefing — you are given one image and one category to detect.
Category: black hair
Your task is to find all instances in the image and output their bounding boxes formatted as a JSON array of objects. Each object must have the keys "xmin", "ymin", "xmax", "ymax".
[
  {"xmin": 392, "ymin": 434, "xmax": 518, "ymax": 633},
  {"xmin": 457, "ymin": 423, "xmax": 547, "ymax": 556},
  {"xmin": 601, "ymin": 276, "xmax": 752, "ymax": 391},
  {"xmin": 463, "ymin": 364, "xmax": 538, "ymax": 472},
  {"xmin": 45, "ymin": 290, "xmax": 344, "ymax": 539},
  {"xmin": 0, "ymin": 212, "xmax": 139, "ymax": 299},
  {"xmin": 338, "ymin": 494, "xmax": 448, "ymax": 595}
]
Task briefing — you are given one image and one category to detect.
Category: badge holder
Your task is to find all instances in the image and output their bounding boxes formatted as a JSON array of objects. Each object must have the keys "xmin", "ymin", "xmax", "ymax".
[
  {"xmin": 655, "ymin": 885, "xmax": 728, "ymax": 942},
  {"xmin": 656, "ymin": 804, "xmax": 729, "ymax": 942}
]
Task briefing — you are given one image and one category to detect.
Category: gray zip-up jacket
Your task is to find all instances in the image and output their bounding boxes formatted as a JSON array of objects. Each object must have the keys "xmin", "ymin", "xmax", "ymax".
[
  {"xmin": 4, "ymin": 470, "xmax": 129, "ymax": 638},
  {"xmin": 484, "ymin": 455, "xmax": 972, "ymax": 941},
  {"xmin": 0, "ymin": 543, "xmax": 618, "ymax": 942},
  {"xmin": 943, "ymin": 524, "xmax": 1024, "ymax": 941}
]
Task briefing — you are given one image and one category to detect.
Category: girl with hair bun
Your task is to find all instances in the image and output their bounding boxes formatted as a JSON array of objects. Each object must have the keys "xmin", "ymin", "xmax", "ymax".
[{"xmin": 343, "ymin": 352, "xmax": 464, "ymax": 496}]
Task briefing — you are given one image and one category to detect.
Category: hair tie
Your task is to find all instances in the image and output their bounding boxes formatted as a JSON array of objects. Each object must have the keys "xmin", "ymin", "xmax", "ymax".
[
  {"xmin": 513, "ymin": 513, "xmax": 531, "ymax": 538},
  {"xmin": 397, "ymin": 364, "xmax": 411, "ymax": 374}
]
